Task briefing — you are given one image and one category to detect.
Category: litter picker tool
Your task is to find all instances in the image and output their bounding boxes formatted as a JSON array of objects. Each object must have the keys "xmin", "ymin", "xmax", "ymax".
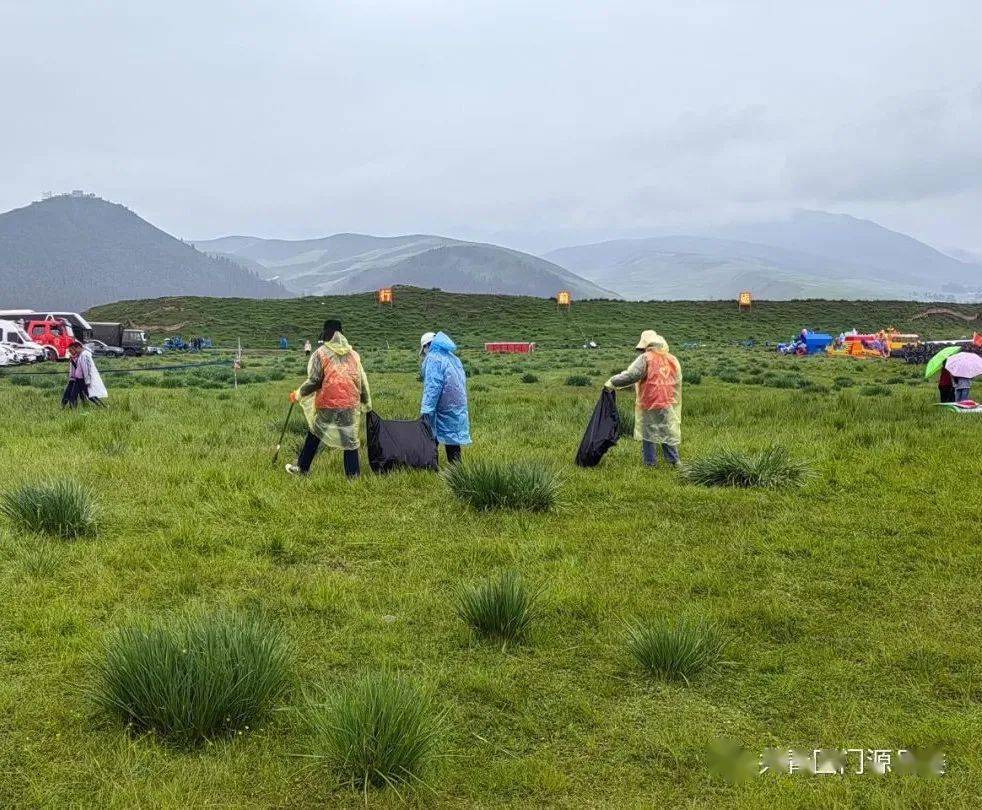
[{"xmin": 272, "ymin": 401, "xmax": 295, "ymax": 466}]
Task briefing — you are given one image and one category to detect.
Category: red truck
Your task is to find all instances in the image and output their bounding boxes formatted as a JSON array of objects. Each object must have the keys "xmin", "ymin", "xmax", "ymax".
[{"xmin": 25, "ymin": 318, "xmax": 77, "ymax": 360}]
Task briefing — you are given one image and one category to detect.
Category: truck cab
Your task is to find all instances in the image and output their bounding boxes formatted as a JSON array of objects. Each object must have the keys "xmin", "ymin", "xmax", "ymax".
[{"xmin": 26, "ymin": 318, "xmax": 76, "ymax": 360}]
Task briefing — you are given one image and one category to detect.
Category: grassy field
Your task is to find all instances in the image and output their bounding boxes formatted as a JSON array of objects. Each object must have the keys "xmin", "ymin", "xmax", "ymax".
[
  {"xmin": 1, "ymin": 294, "xmax": 981, "ymax": 807},
  {"xmin": 85, "ymin": 287, "xmax": 982, "ymax": 349}
]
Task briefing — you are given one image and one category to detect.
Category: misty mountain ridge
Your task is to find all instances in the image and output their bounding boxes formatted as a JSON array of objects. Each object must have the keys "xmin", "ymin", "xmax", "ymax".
[
  {"xmin": 545, "ymin": 210, "xmax": 982, "ymax": 301},
  {"xmin": 0, "ymin": 195, "xmax": 287, "ymax": 310},
  {"xmin": 194, "ymin": 233, "xmax": 616, "ymax": 299}
]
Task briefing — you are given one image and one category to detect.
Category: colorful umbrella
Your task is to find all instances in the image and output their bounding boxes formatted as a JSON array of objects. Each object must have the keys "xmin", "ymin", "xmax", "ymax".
[
  {"xmin": 944, "ymin": 351, "xmax": 982, "ymax": 379},
  {"xmin": 924, "ymin": 346, "xmax": 962, "ymax": 379}
]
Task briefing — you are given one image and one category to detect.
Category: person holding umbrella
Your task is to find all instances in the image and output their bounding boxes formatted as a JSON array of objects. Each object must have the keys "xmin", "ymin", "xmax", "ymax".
[
  {"xmin": 285, "ymin": 318, "xmax": 371, "ymax": 478},
  {"xmin": 938, "ymin": 366, "xmax": 956, "ymax": 403},
  {"xmin": 945, "ymin": 352, "xmax": 982, "ymax": 402}
]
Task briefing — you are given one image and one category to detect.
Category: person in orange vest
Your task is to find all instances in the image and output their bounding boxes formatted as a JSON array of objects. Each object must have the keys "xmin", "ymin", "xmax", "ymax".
[
  {"xmin": 285, "ymin": 319, "xmax": 371, "ymax": 478},
  {"xmin": 605, "ymin": 330, "xmax": 682, "ymax": 467}
]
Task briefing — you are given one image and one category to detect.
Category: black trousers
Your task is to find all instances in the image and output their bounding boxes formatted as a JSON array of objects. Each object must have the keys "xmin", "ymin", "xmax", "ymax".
[
  {"xmin": 939, "ymin": 385, "xmax": 956, "ymax": 403},
  {"xmin": 62, "ymin": 379, "xmax": 88, "ymax": 408},
  {"xmin": 297, "ymin": 431, "xmax": 360, "ymax": 477},
  {"xmin": 445, "ymin": 444, "xmax": 462, "ymax": 464}
]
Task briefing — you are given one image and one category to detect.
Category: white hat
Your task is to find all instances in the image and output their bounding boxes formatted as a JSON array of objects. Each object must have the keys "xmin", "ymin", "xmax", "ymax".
[
  {"xmin": 419, "ymin": 331, "xmax": 436, "ymax": 355},
  {"xmin": 635, "ymin": 330, "xmax": 666, "ymax": 350}
]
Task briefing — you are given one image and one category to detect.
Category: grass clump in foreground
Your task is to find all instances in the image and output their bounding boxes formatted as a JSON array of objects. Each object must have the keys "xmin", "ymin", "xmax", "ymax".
[
  {"xmin": 681, "ymin": 446, "xmax": 811, "ymax": 488},
  {"xmin": 626, "ymin": 617, "xmax": 727, "ymax": 683},
  {"xmin": 455, "ymin": 569, "xmax": 538, "ymax": 645},
  {"xmin": 565, "ymin": 374, "xmax": 591, "ymax": 387},
  {"xmin": 0, "ymin": 479, "xmax": 97, "ymax": 539},
  {"xmin": 89, "ymin": 613, "xmax": 290, "ymax": 746},
  {"xmin": 309, "ymin": 672, "xmax": 443, "ymax": 793},
  {"xmin": 444, "ymin": 460, "xmax": 558, "ymax": 511}
]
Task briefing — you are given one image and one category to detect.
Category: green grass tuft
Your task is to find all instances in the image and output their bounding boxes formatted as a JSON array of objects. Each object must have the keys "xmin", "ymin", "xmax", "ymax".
[
  {"xmin": 564, "ymin": 374, "xmax": 591, "ymax": 387},
  {"xmin": 89, "ymin": 612, "xmax": 290, "ymax": 746},
  {"xmin": 308, "ymin": 672, "xmax": 442, "ymax": 792},
  {"xmin": 617, "ymin": 405, "xmax": 635, "ymax": 437},
  {"xmin": 520, "ymin": 372, "xmax": 539, "ymax": 384},
  {"xmin": 455, "ymin": 570, "xmax": 538, "ymax": 644},
  {"xmin": 626, "ymin": 617, "xmax": 727, "ymax": 682},
  {"xmin": 681, "ymin": 446, "xmax": 810, "ymax": 488},
  {"xmin": 444, "ymin": 460, "xmax": 558, "ymax": 511},
  {"xmin": 0, "ymin": 480, "xmax": 98, "ymax": 539}
]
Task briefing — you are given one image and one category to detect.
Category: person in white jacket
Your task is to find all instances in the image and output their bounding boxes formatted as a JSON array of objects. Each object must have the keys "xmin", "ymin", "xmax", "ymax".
[{"xmin": 62, "ymin": 341, "xmax": 108, "ymax": 407}]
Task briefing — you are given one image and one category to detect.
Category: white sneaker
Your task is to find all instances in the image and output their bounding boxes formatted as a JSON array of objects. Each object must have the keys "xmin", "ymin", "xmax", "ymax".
[{"xmin": 285, "ymin": 464, "xmax": 302, "ymax": 476}]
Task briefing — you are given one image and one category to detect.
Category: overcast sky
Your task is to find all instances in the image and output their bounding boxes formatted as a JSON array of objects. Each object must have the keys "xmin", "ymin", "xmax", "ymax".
[{"xmin": 2, "ymin": 0, "xmax": 981, "ymax": 255}]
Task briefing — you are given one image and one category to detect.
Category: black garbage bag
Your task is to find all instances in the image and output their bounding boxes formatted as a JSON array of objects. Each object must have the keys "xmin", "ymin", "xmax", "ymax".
[
  {"xmin": 575, "ymin": 389, "xmax": 620, "ymax": 467},
  {"xmin": 366, "ymin": 411, "xmax": 439, "ymax": 474}
]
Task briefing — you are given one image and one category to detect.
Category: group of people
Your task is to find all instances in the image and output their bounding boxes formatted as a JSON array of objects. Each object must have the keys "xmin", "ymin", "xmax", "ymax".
[
  {"xmin": 938, "ymin": 366, "xmax": 973, "ymax": 403},
  {"xmin": 284, "ymin": 319, "xmax": 473, "ymax": 477},
  {"xmin": 285, "ymin": 319, "xmax": 684, "ymax": 477}
]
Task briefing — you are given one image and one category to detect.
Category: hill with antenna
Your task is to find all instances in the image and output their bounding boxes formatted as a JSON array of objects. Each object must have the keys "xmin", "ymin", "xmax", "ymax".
[{"xmin": 0, "ymin": 194, "xmax": 287, "ymax": 310}]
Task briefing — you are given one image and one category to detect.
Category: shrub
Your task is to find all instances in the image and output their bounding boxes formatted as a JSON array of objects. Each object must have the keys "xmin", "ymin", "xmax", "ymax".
[
  {"xmin": 89, "ymin": 613, "xmax": 290, "ymax": 746},
  {"xmin": 682, "ymin": 447, "xmax": 810, "ymax": 488},
  {"xmin": 627, "ymin": 617, "xmax": 727, "ymax": 682},
  {"xmin": 455, "ymin": 570, "xmax": 538, "ymax": 644},
  {"xmin": 444, "ymin": 460, "xmax": 558, "ymax": 511},
  {"xmin": 565, "ymin": 374, "xmax": 591, "ymax": 387},
  {"xmin": 0, "ymin": 480, "xmax": 97, "ymax": 539},
  {"xmin": 309, "ymin": 672, "xmax": 442, "ymax": 791},
  {"xmin": 521, "ymin": 373, "xmax": 539, "ymax": 384}
]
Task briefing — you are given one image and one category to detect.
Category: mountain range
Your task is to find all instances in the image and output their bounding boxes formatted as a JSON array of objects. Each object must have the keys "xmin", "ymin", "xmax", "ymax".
[
  {"xmin": 1, "ymin": 195, "xmax": 979, "ymax": 308},
  {"xmin": 193, "ymin": 234, "xmax": 616, "ymax": 299},
  {"xmin": 0, "ymin": 195, "xmax": 286, "ymax": 310},
  {"xmin": 545, "ymin": 211, "xmax": 982, "ymax": 301}
]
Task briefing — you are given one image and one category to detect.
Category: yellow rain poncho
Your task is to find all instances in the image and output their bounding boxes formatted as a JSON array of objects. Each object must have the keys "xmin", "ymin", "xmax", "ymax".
[
  {"xmin": 295, "ymin": 333, "xmax": 372, "ymax": 450},
  {"xmin": 605, "ymin": 331, "xmax": 682, "ymax": 446}
]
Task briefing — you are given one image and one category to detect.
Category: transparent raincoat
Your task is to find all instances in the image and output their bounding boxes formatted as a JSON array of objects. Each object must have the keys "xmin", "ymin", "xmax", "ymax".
[
  {"xmin": 606, "ymin": 334, "xmax": 682, "ymax": 446},
  {"xmin": 420, "ymin": 332, "xmax": 472, "ymax": 445},
  {"xmin": 295, "ymin": 333, "xmax": 372, "ymax": 449},
  {"xmin": 77, "ymin": 349, "xmax": 108, "ymax": 399}
]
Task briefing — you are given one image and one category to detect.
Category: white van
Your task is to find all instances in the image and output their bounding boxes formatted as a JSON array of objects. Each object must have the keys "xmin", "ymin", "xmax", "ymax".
[{"xmin": 0, "ymin": 319, "xmax": 47, "ymax": 362}]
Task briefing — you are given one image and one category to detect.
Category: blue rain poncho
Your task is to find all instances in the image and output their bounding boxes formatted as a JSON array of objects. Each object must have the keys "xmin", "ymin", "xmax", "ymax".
[{"xmin": 420, "ymin": 332, "xmax": 472, "ymax": 446}]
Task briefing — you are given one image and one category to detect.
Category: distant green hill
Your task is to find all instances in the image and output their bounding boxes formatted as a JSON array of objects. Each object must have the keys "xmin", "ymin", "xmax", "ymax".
[
  {"xmin": 85, "ymin": 287, "xmax": 979, "ymax": 349},
  {"xmin": 0, "ymin": 195, "xmax": 287, "ymax": 310},
  {"xmin": 193, "ymin": 232, "xmax": 615, "ymax": 299}
]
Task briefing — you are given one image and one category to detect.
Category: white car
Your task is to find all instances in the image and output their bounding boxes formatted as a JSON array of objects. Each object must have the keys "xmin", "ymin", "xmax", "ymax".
[
  {"xmin": 0, "ymin": 344, "xmax": 17, "ymax": 366},
  {"xmin": 0, "ymin": 320, "xmax": 47, "ymax": 362},
  {"xmin": 1, "ymin": 342, "xmax": 40, "ymax": 364}
]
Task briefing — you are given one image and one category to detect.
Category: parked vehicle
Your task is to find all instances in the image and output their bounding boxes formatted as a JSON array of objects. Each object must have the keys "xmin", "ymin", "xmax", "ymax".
[
  {"xmin": 0, "ymin": 311, "xmax": 92, "ymax": 341},
  {"xmin": 89, "ymin": 322, "xmax": 148, "ymax": 356},
  {"xmin": 0, "ymin": 319, "xmax": 47, "ymax": 362},
  {"xmin": 24, "ymin": 318, "xmax": 77, "ymax": 360},
  {"xmin": 0, "ymin": 344, "xmax": 26, "ymax": 365},
  {"xmin": 85, "ymin": 339, "xmax": 125, "ymax": 358}
]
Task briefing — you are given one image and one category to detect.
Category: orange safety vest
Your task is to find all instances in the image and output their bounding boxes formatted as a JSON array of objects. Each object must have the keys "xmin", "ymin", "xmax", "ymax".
[
  {"xmin": 637, "ymin": 349, "xmax": 679, "ymax": 410},
  {"xmin": 314, "ymin": 349, "xmax": 362, "ymax": 410}
]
